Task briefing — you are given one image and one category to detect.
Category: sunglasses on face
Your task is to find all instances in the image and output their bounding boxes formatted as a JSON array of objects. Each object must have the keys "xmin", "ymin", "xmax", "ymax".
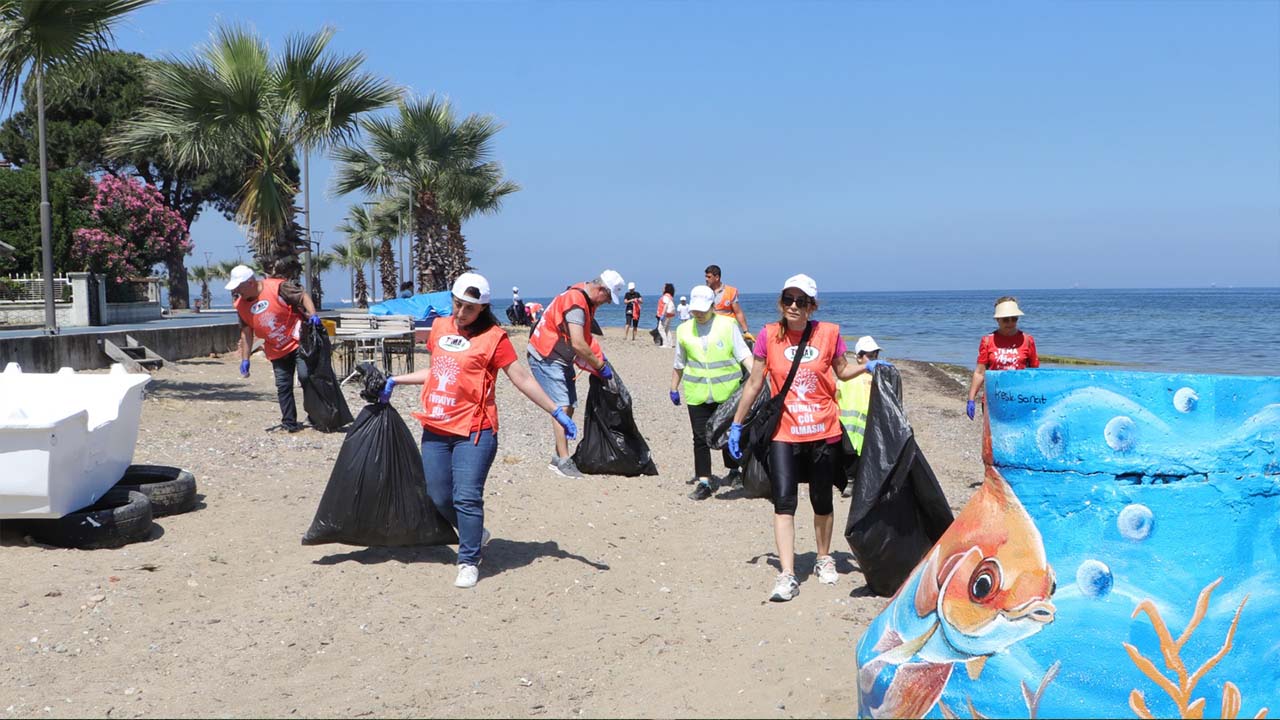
[{"xmin": 780, "ymin": 293, "xmax": 812, "ymax": 308}]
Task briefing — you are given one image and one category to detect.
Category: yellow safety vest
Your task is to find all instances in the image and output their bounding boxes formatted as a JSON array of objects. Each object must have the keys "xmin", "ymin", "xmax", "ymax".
[
  {"xmin": 837, "ymin": 373, "xmax": 872, "ymax": 454},
  {"xmin": 677, "ymin": 315, "xmax": 742, "ymax": 405}
]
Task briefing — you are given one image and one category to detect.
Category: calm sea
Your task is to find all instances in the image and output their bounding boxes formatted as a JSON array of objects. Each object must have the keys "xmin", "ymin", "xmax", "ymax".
[{"xmin": 577, "ymin": 288, "xmax": 1280, "ymax": 376}]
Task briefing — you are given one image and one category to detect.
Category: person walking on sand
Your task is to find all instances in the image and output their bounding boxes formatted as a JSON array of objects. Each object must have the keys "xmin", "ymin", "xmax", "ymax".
[
  {"xmin": 623, "ymin": 282, "xmax": 642, "ymax": 341},
  {"xmin": 727, "ymin": 274, "xmax": 888, "ymax": 602},
  {"xmin": 836, "ymin": 336, "xmax": 881, "ymax": 498},
  {"xmin": 227, "ymin": 263, "xmax": 322, "ymax": 433},
  {"xmin": 527, "ymin": 269, "xmax": 627, "ymax": 477},
  {"xmin": 705, "ymin": 264, "xmax": 752, "ymax": 346},
  {"xmin": 966, "ymin": 296, "xmax": 1039, "ymax": 420},
  {"xmin": 379, "ymin": 272, "xmax": 576, "ymax": 589},
  {"xmin": 676, "ymin": 296, "xmax": 691, "ymax": 322},
  {"xmin": 656, "ymin": 283, "xmax": 677, "ymax": 347},
  {"xmin": 670, "ymin": 285, "xmax": 754, "ymax": 500}
]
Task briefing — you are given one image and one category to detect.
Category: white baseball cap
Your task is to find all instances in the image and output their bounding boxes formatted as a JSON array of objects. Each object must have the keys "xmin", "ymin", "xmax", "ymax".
[
  {"xmin": 599, "ymin": 269, "xmax": 625, "ymax": 304},
  {"xmin": 224, "ymin": 264, "xmax": 256, "ymax": 291},
  {"xmin": 627, "ymin": 281, "xmax": 635, "ymax": 290},
  {"xmin": 679, "ymin": 296, "xmax": 687, "ymax": 301},
  {"xmin": 512, "ymin": 286, "xmax": 519, "ymax": 292},
  {"xmin": 452, "ymin": 272, "xmax": 492, "ymax": 304},
  {"xmin": 688, "ymin": 285, "xmax": 715, "ymax": 312},
  {"xmin": 782, "ymin": 273, "xmax": 818, "ymax": 298},
  {"xmin": 854, "ymin": 336, "xmax": 882, "ymax": 355}
]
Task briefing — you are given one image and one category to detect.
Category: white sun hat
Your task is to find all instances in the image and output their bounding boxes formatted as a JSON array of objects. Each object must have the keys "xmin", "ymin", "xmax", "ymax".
[
  {"xmin": 452, "ymin": 272, "xmax": 492, "ymax": 304},
  {"xmin": 781, "ymin": 273, "xmax": 817, "ymax": 298},
  {"xmin": 993, "ymin": 299, "xmax": 1025, "ymax": 318}
]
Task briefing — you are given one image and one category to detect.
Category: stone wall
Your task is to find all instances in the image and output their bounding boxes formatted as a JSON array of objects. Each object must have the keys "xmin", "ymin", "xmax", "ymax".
[{"xmin": 0, "ymin": 321, "xmax": 241, "ymax": 373}]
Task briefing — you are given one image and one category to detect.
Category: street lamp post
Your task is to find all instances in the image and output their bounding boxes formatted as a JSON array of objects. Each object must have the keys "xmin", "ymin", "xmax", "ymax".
[{"xmin": 36, "ymin": 63, "xmax": 56, "ymax": 335}]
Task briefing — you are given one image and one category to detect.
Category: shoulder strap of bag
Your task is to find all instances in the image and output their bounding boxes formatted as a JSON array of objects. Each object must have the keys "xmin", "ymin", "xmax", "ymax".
[{"xmin": 774, "ymin": 320, "xmax": 814, "ymax": 401}]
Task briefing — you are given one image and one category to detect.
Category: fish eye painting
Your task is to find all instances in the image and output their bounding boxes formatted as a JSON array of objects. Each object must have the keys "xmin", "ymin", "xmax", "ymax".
[{"xmin": 855, "ymin": 368, "xmax": 1279, "ymax": 719}]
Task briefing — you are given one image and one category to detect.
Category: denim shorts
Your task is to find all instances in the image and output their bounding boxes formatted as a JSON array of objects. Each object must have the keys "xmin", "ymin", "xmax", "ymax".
[{"xmin": 527, "ymin": 354, "xmax": 577, "ymax": 408}]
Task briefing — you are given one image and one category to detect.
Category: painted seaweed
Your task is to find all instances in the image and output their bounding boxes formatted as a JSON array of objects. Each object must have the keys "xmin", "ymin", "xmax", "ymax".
[
  {"xmin": 937, "ymin": 661, "xmax": 1060, "ymax": 720},
  {"xmin": 1123, "ymin": 577, "xmax": 1268, "ymax": 719}
]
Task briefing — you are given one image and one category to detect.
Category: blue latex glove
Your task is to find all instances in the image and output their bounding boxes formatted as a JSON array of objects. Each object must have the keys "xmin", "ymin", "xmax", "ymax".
[
  {"xmin": 728, "ymin": 423, "xmax": 743, "ymax": 460},
  {"xmin": 598, "ymin": 363, "xmax": 614, "ymax": 381},
  {"xmin": 552, "ymin": 407, "xmax": 577, "ymax": 440},
  {"xmin": 379, "ymin": 378, "xmax": 397, "ymax": 404},
  {"xmin": 309, "ymin": 315, "xmax": 323, "ymax": 327},
  {"xmin": 239, "ymin": 359, "xmax": 250, "ymax": 378},
  {"xmin": 864, "ymin": 359, "xmax": 892, "ymax": 373},
  {"xmin": 669, "ymin": 390, "xmax": 681, "ymax": 406},
  {"xmin": 966, "ymin": 400, "xmax": 976, "ymax": 420}
]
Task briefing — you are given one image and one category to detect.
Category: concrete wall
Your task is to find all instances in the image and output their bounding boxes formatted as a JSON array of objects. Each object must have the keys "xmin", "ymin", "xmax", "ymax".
[
  {"xmin": 0, "ymin": 303, "xmax": 73, "ymax": 327},
  {"xmin": 0, "ymin": 321, "xmax": 241, "ymax": 373},
  {"xmin": 104, "ymin": 301, "xmax": 162, "ymax": 324}
]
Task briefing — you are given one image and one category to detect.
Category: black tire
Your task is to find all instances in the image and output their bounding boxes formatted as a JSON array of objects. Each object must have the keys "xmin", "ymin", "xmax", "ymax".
[
  {"xmin": 16, "ymin": 489, "xmax": 153, "ymax": 549},
  {"xmin": 114, "ymin": 465, "xmax": 198, "ymax": 517}
]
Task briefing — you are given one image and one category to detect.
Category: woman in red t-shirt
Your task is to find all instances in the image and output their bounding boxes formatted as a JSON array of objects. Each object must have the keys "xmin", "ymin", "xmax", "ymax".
[
  {"xmin": 726, "ymin": 274, "xmax": 888, "ymax": 603},
  {"xmin": 379, "ymin": 273, "xmax": 576, "ymax": 589},
  {"xmin": 966, "ymin": 295, "xmax": 1040, "ymax": 420}
]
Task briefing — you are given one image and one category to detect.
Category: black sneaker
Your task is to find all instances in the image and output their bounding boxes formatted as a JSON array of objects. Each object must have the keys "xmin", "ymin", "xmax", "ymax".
[
  {"xmin": 724, "ymin": 468, "xmax": 744, "ymax": 489},
  {"xmin": 688, "ymin": 480, "xmax": 714, "ymax": 500},
  {"xmin": 283, "ymin": 421, "xmax": 305, "ymax": 433}
]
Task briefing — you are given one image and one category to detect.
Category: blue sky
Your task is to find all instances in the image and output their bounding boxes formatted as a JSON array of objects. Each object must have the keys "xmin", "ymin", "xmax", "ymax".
[{"xmin": 84, "ymin": 1, "xmax": 1280, "ymax": 297}]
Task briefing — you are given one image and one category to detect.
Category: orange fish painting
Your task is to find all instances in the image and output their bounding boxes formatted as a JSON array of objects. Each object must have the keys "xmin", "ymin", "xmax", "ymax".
[{"xmin": 857, "ymin": 467, "xmax": 1057, "ymax": 719}]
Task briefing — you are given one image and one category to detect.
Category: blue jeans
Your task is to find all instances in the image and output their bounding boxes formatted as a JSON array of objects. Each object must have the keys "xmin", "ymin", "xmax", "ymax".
[{"xmin": 421, "ymin": 428, "xmax": 498, "ymax": 566}]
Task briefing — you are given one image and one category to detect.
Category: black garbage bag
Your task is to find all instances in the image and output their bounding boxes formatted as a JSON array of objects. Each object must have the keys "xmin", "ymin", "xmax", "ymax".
[
  {"xmin": 704, "ymin": 384, "xmax": 775, "ymax": 498},
  {"xmin": 298, "ymin": 322, "xmax": 354, "ymax": 432},
  {"xmin": 302, "ymin": 365, "xmax": 457, "ymax": 547},
  {"xmin": 571, "ymin": 363, "xmax": 659, "ymax": 476},
  {"xmin": 650, "ymin": 325, "xmax": 663, "ymax": 346},
  {"xmin": 505, "ymin": 305, "xmax": 519, "ymax": 325},
  {"xmin": 843, "ymin": 365, "xmax": 953, "ymax": 596}
]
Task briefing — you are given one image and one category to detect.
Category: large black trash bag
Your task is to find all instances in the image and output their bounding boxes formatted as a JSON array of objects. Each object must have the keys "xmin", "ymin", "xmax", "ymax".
[
  {"xmin": 571, "ymin": 363, "xmax": 659, "ymax": 476},
  {"xmin": 843, "ymin": 365, "xmax": 954, "ymax": 596},
  {"xmin": 298, "ymin": 322, "xmax": 354, "ymax": 432},
  {"xmin": 704, "ymin": 384, "xmax": 773, "ymax": 498},
  {"xmin": 302, "ymin": 364, "xmax": 458, "ymax": 547}
]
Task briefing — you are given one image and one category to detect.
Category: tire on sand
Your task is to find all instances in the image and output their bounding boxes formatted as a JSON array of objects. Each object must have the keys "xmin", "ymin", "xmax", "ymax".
[
  {"xmin": 114, "ymin": 465, "xmax": 197, "ymax": 517},
  {"xmin": 17, "ymin": 489, "xmax": 153, "ymax": 549}
]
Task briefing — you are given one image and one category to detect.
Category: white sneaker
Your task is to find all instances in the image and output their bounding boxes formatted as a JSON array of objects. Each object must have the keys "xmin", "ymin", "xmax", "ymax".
[
  {"xmin": 481, "ymin": 528, "xmax": 491, "ymax": 548},
  {"xmin": 815, "ymin": 555, "xmax": 839, "ymax": 585},
  {"xmin": 454, "ymin": 564, "xmax": 479, "ymax": 588},
  {"xmin": 769, "ymin": 572, "xmax": 799, "ymax": 602}
]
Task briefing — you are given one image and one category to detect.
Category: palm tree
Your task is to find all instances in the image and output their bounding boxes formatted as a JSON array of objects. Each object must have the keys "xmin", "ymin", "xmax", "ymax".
[
  {"xmin": 188, "ymin": 265, "xmax": 214, "ymax": 308},
  {"xmin": 331, "ymin": 239, "xmax": 373, "ymax": 308},
  {"xmin": 439, "ymin": 164, "xmax": 519, "ymax": 280},
  {"xmin": 0, "ymin": 0, "xmax": 154, "ymax": 332},
  {"xmin": 331, "ymin": 95, "xmax": 516, "ymax": 292},
  {"xmin": 111, "ymin": 24, "xmax": 396, "ymax": 271},
  {"xmin": 308, "ymin": 250, "xmax": 335, "ymax": 309}
]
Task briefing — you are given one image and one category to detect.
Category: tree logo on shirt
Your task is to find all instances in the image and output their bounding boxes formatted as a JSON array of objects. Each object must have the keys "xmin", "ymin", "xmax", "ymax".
[
  {"xmin": 792, "ymin": 369, "xmax": 818, "ymax": 400},
  {"xmin": 250, "ymin": 300, "xmax": 270, "ymax": 314},
  {"xmin": 437, "ymin": 334, "xmax": 471, "ymax": 352},
  {"xmin": 432, "ymin": 356, "xmax": 460, "ymax": 391},
  {"xmin": 783, "ymin": 346, "xmax": 820, "ymax": 363}
]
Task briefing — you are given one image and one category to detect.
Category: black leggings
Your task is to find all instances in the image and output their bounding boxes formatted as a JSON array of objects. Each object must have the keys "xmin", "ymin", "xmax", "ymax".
[{"xmin": 768, "ymin": 440, "xmax": 838, "ymax": 517}]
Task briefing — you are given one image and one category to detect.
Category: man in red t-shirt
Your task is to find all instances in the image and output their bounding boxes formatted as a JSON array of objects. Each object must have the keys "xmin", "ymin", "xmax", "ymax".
[{"xmin": 966, "ymin": 296, "xmax": 1039, "ymax": 420}]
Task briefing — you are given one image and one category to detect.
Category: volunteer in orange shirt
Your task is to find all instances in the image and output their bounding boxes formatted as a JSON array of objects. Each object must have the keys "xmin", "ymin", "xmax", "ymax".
[
  {"xmin": 705, "ymin": 264, "xmax": 752, "ymax": 346},
  {"xmin": 227, "ymin": 263, "xmax": 321, "ymax": 433},
  {"xmin": 966, "ymin": 296, "xmax": 1040, "ymax": 420},
  {"xmin": 727, "ymin": 274, "xmax": 888, "ymax": 602},
  {"xmin": 379, "ymin": 272, "xmax": 575, "ymax": 589}
]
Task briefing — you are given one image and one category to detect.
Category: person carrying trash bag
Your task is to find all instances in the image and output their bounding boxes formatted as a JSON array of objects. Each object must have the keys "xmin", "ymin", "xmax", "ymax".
[
  {"xmin": 670, "ymin": 285, "xmax": 753, "ymax": 500},
  {"xmin": 302, "ymin": 364, "xmax": 458, "ymax": 549},
  {"xmin": 379, "ymin": 272, "xmax": 576, "ymax": 589},
  {"xmin": 572, "ymin": 339, "xmax": 659, "ymax": 477},
  {"xmin": 835, "ymin": 336, "xmax": 881, "ymax": 498},
  {"xmin": 727, "ymin": 274, "xmax": 889, "ymax": 603},
  {"xmin": 297, "ymin": 321, "xmax": 354, "ymax": 432}
]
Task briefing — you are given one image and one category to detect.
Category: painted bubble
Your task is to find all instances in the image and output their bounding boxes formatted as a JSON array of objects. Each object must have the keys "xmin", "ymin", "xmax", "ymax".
[
  {"xmin": 1173, "ymin": 387, "xmax": 1199, "ymax": 413},
  {"xmin": 1036, "ymin": 420, "xmax": 1068, "ymax": 458},
  {"xmin": 1075, "ymin": 559, "xmax": 1113, "ymax": 598},
  {"xmin": 1118, "ymin": 503, "xmax": 1154, "ymax": 541},
  {"xmin": 1104, "ymin": 416, "xmax": 1137, "ymax": 452}
]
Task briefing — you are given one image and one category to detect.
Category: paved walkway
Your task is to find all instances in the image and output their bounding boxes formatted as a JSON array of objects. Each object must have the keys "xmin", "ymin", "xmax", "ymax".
[{"xmin": 0, "ymin": 312, "xmax": 239, "ymax": 340}]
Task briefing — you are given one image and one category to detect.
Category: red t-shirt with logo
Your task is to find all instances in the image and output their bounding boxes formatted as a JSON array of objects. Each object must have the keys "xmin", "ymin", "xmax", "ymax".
[{"xmin": 977, "ymin": 331, "xmax": 1039, "ymax": 370}]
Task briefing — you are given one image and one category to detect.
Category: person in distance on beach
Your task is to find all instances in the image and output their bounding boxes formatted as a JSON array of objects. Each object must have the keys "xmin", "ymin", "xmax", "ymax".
[
  {"xmin": 227, "ymin": 262, "xmax": 321, "ymax": 433},
  {"xmin": 966, "ymin": 296, "xmax": 1039, "ymax": 420},
  {"xmin": 527, "ymin": 269, "xmax": 627, "ymax": 478},
  {"xmin": 378, "ymin": 273, "xmax": 575, "ymax": 589},
  {"xmin": 705, "ymin": 264, "xmax": 752, "ymax": 347},
  {"xmin": 656, "ymin": 282, "xmax": 677, "ymax": 347},
  {"xmin": 676, "ymin": 295, "xmax": 691, "ymax": 322},
  {"xmin": 670, "ymin": 285, "xmax": 754, "ymax": 500},
  {"xmin": 727, "ymin": 274, "xmax": 889, "ymax": 602},
  {"xmin": 836, "ymin": 336, "xmax": 882, "ymax": 498},
  {"xmin": 623, "ymin": 282, "xmax": 642, "ymax": 341}
]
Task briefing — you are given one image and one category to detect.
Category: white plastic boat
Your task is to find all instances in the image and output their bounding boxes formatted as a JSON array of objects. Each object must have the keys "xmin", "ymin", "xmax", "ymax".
[{"xmin": 0, "ymin": 363, "xmax": 150, "ymax": 518}]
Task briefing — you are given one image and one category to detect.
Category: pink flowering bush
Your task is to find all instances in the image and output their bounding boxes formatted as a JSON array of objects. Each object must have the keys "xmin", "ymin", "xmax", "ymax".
[{"xmin": 72, "ymin": 175, "xmax": 192, "ymax": 282}]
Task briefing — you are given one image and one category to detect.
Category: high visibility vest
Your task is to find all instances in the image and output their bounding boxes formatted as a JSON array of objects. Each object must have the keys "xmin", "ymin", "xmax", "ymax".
[
  {"xmin": 836, "ymin": 373, "xmax": 872, "ymax": 454},
  {"xmin": 413, "ymin": 315, "xmax": 504, "ymax": 438},
  {"xmin": 528, "ymin": 284, "xmax": 593, "ymax": 358},
  {"xmin": 712, "ymin": 284, "xmax": 738, "ymax": 316},
  {"xmin": 677, "ymin": 315, "xmax": 741, "ymax": 405},
  {"xmin": 234, "ymin": 277, "xmax": 301, "ymax": 360}
]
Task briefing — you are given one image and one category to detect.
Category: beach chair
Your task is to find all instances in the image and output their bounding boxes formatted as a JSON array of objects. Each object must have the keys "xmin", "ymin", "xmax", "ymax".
[{"xmin": 376, "ymin": 315, "xmax": 416, "ymax": 374}]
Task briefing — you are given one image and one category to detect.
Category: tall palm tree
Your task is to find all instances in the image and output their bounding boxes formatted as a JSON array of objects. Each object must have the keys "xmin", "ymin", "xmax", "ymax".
[
  {"xmin": 331, "ymin": 238, "xmax": 373, "ymax": 308},
  {"xmin": 111, "ymin": 24, "xmax": 396, "ymax": 270},
  {"xmin": 308, "ymin": 250, "xmax": 335, "ymax": 309},
  {"xmin": 331, "ymin": 95, "xmax": 516, "ymax": 293},
  {"xmin": 0, "ymin": 0, "xmax": 153, "ymax": 332},
  {"xmin": 439, "ymin": 163, "xmax": 519, "ymax": 280},
  {"xmin": 187, "ymin": 264, "xmax": 214, "ymax": 308}
]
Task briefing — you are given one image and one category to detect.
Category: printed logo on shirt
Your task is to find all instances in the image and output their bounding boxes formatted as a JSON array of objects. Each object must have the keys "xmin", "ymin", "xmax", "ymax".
[
  {"xmin": 783, "ymin": 345, "xmax": 820, "ymax": 363},
  {"xmin": 250, "ymin": 300, "xmax": 270, "ymax": 315},
  {"xmin": 437, "ymin": 334, "xmax": 472, "ymax": 352}
]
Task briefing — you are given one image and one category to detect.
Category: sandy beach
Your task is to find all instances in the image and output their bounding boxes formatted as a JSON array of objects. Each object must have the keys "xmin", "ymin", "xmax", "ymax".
[{"xmin": 0, "ymin": 326, "xmax": 985, "ymax": 718}]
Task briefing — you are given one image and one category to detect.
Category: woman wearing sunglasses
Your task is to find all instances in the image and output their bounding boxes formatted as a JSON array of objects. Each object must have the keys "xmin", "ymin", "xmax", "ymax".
[
  {"xmin": 965, "ymin": 296, "xmax": 1039, "ymax": 421},
  {"xmin": 727, "ymin": 274, "xmax": 887, "ymax": 602},
  {"xmin": 379, "ymin": 272, "xmax": 576, "ymax": 589}
]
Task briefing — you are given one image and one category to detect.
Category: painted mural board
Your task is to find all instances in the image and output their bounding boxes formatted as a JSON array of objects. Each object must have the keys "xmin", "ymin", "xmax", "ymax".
[{"xmin": 855, "ymin": 369, "xmax": 1278, "ymax": 719}]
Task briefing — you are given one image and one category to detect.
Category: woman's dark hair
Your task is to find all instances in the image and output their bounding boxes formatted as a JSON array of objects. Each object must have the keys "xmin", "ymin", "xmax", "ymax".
[
  {"xmin": 663, "ymin": 282, "xmax": 675, "ymax": 296},
  {"xmin": 456, "ymin": 285, "xmax": 499, "ymax": 334}
]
